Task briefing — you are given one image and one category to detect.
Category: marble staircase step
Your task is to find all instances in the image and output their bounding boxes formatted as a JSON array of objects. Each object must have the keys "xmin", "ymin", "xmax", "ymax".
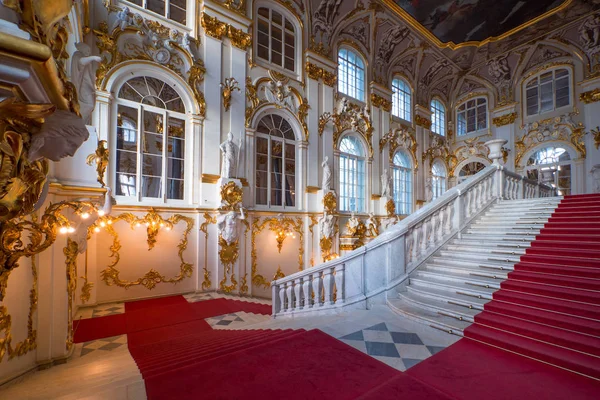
[
  {"xmin": 423, "ymin": 264, "xmax": 510, "ymax": 280},
  {"xmin": 387, "ymin": 298, "xmax": 470, "ymax": 335},
  {"xmin": 437, "ymin": 250, "xmax": 522, "ymax": 263},
  {"xmin": 409, "ymin": 275, "xmax": 497, "ymax": 298},
  {"xmin": 406, "ymin": 284, "xmax": 488, "ymax": 310},
  {"xmin": 397, "ymin": 290, "xmax": 480, "ymax": 323},
  {"xmin": 414, "ymin": 270, "xmax": 502, "ymax": 290},
  {"xmin": 444, "ymin": 244, "xmax": 526, "ymax": 256}
]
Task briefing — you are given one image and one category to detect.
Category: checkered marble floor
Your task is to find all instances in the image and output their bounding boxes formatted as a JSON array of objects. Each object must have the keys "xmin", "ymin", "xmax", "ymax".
[
  {"xmin": 338, "ymin": 322, "xmax": 446, "ymax": 371},
  {"xmin": 205, "ymin": 313, "xmax": 245, "ymax": 328},
  {"xmin": 72, "ymin": 334, "xmax": 128, "ymax": 358}
]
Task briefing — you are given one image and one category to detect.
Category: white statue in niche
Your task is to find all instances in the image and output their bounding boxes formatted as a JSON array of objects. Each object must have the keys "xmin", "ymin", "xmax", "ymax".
[
  {"xmin": 220, "ymin": 132, "xmax": 241, "ymax": 179},
  {"xmin": 322, "ymin": 156, "xmax": 332, "ymax": 191},
  {"xmin": 366, "ymin": 213, "xmax": 379, "ymax": 237},
  {"xmin": 381, "ymin": 169, "xmax": 393, "ymax": 198},
  {"xmin": 580, "ymin": 14, "xmax": 600, "ymax": 52},
  {"xmin": 71, "ymin": 42, "xmax": 102, "ymax": 124},
  {"xmin": 70, "ymin": 187, "xmax": 116, "ymax": 254},
  {"xmin": 319, "ymin": 209, "xmax": 336, "ymax": 241},
  {"xmin": 591, "ymin": 165, "xmax": 600, "ymax": 193},
  {"xmin": 346, "ymin": 212, "xmax": 360, "ymax": 236},
  {"xmin": 217, "ymin": 207, "xmax": 246, "ymax": 245}
]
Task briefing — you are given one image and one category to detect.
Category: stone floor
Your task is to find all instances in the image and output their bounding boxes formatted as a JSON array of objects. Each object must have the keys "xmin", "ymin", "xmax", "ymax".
[{"xmin": 1, "ymin": 294, "xmax": 459, "ymax": 399}]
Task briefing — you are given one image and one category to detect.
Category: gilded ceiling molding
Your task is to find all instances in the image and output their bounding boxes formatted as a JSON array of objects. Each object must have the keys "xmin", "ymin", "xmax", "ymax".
[
  {"xmin": 370, "ymin": 93, "xmax": 392, "ymax": 112},
  {"xmin": 200, "ymin": 13, "xmax": 252, "ymax": 50},
  {"xmin": 380, "ymin": 126, "xmax": 419, "ymax": 169},
  {"xmin": 98, "ymin": 211, "xmax": 195, "ymax": 290},
  {"xmin": 580, "ymin": 88, "xmax": 600, "ymax": 104},
  {"xmin": 415, "ymin": 114, "xmax": 432, "ymax": 130},
  {"xmin": 199, "ymin": 212, "xmax": 217, "ymax": 291},
  {"xmin": 493, "ymin": 112, "xmax": 518, "ymax": 127},
  {"xmin": 319, "ymin": 98, "xmax": 374, "ymax": 157},
  {"xmin": 86, "ymin": 139, "xmax": 109, "ymax": 188},
  {"xmin": 0, "ymin": 246, "xmax": 38, "ymax": 363},
  {"xmin": 515, "ymin": 111, "xmax": 586, "ymax": 166}
]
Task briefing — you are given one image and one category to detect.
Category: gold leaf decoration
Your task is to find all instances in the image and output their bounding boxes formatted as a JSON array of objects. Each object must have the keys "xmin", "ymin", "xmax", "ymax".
[
  {"xmin": 492, "ymin": 112, "xmax": 518, "ymax": 127},
  {"xmin": 85, "ymin": 140, "xmax": 109, "ymax": 187}
]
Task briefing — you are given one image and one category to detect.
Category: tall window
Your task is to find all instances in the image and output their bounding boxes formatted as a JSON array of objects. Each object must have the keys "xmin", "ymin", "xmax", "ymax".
[
  {"xmin": 457, "ymin": 97, "xmax": 487, "ymax": 136},
  {"xmin": 431, "ymin": 160, "xmax": 447, "ymax": 200},
  {"xmin": 115, "ymin": 76, "xmax": 186, "ymax": 201},
  {"xmin": 127, "ymin": 0, "xmax": 186, "ymax": 24},
  {"xmin": 256, "ymin": 7, "xmax": 296, "ymax": 72},
  {"xmin": 339, "ymin": 135, "xmax": 366, "ymax": 212},
  {"xmin": 392, "ymin": 78, "xmax": 411, "ymax": 121},
  {"xmin": 431, "ymin": 99, "xmax": 446, "ymax": 136},
  {"xmin": 255, "ymin": 114, "xmax": 296, "ymax": 207},
  {"xmin": 392, "ymin": 151, "xmax": 412, "ymax": 215},
  {"xmin": 526, "ymin": 146, "xmax": 571, "ymax": 196},
  {"xmin": 338, "ymin": 48, "xmax": 365, "ymax": 102},
  {"xmin": 525, "ymin": 68, "xmax": 570, "ymax": 117}
]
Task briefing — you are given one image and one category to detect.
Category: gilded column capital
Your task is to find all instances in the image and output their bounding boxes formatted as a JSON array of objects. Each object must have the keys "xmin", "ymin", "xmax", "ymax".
[
  {"xmin": 415, "ymin": 114, "xmax": 432, "ymax": 129},
  {"xmin": 370, "ymin": 93, "xmax": 392, "ymax": 112},
  {"xmin": 580, "ymin": 88, "xmax": 600, "ymax": 104},
  {"xmin": 492, "ymin": 112, "xmax": 518, "ymax": 127}
]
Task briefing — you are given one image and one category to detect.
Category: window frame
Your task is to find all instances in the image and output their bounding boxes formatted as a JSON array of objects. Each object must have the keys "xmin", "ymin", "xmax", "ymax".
[
  {"xmin": 524, "ymin": 67, "xmax": 572, "ymax": 118},
  {"xmin": 431, "ymin": 160, "xmax": 447, "ymax": 201},
  {"xmin": 392, "ymin": 150, "xmax": 413, "ymax": 215},
  {"xmin": 391, "ymin": 77, "xmax": 412, "ymax": 122},
  {"xmin": 122, "ymin": 0, "xmax": 188, "ymax": 26},
  {"xmin": 113, "ymin": 76, "xmax": 189, "ymax": 205},
  {"xmin": 456, "ymin": 96, "xmax": 488, "ymax": 137},
  {"xmin": 254, "ymin": 114, "xmax": 298, "ymax": 210},
  {"xmin": 337, "ymin": 47, "xmax": 366, "ymax": 102},
  {"xmin": 524, "ymin": 146, "xmax": 573, "ymax": 196},
  {"xmin": 430, "ymin": 98, "xmax": 446, "ymax": 136},
  {"xmin": 338, "ymin": 134, "xmax": 366, "ymax": 213}
]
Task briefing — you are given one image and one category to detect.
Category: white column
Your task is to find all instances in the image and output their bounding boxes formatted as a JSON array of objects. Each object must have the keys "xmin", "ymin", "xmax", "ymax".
[
  {"xmin": 93, "ymin": 90, "xmax": 112, "ymax": 142},
  {"xmin": 190, "ymin": 114, "xmax": 204, "ymax": 205},
  {"xmin": 306, "ymin": 74, "xmax": 320, "ymax": 189},
  {"xmin": 202, "ymin": 36, "xmax": 223, "ymax": 177},
  {"xmin": 230, "ymin": 46, "xmax": 247, "ymax": 179}
]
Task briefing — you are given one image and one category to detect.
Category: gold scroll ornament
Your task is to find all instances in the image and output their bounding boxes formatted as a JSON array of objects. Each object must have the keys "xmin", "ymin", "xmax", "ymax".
[{"xmin": 86, "ymin": 139, "xmax": 109, "ymax": 187}]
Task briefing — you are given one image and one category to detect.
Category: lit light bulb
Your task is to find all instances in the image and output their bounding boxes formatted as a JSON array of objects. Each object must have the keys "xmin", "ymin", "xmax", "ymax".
[
  {"xmin": 67, "ymin": 227, "xmax": 76, "ymax": 233},
  {"xmin": 81, "ymin": 212, "xmax": 90, "ymax": 219},
  {"xmin": 98, "ymin": 210, "xmax": 105, "ymax": 216},
  {"xmin": 100, "ymin": 221, "xmax": 106, "ymax": 227},
  {"xmin": 166, "ymin": 227, "xmax": 171, "ymax": 231},
  {"xmin": 94, "ymin": 227, "xmax": 100, "ymax": 233},
  {"xmin": 145, "ymin": 222, "xmax": 150, "ymax": 227},
  {"xmin": 107, "ymin": 220, "xmax": 112, "ymax": 225},
  {"xmin": 59, "ymin": 227, "xmax": 68, "ymax": 234},
  {"xmin": 136, "ymin": 223, "xmax": 141, "ymax": 227},
  {"xmin": 159, "ymin": 223, "xmax": 164, "ymax": 227}
]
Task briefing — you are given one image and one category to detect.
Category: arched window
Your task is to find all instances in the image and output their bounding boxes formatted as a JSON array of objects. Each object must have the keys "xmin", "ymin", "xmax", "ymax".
[
  {"xmin": 457, "ymin": 97, "xmax": 487, "ymax": 136},
  {"xmin": 430, "ymin": 99, "xmax": 446, "ymax": 136},
  {"xmin": 458, "ymin": 161, "xmax": 486, "ymax": 183},
  {"xmin": 392, "ymin": 78, "xmax": 411, "ymax": 121},
  {"xmin": 392, "ymin": 151, "xmax": 412, "ymax": 215},
  {"xmin": 132, "ymin": 0, "xmax": 186, "ymax": 24},
  {"xmin": 115, "ymin": 75, "xmax": 187, "ymax": 201},
  {"xmin": 338, "ymin": 48, "xmax": 365, "ymax": 102},
  {"xmin": 255, "ymin": 114, "xmax": 296, "ymax": 207},
  {"xmin": 256, "ymin": 7, "xmax": 296, "ymax": 72},
  {"xmin": 339, "ymin": 135, "xmax": 366, "ymax": 212},
  {"xmin": 525, "ymin": 68, "xmax": 570, "ymax": 117},
  {"xmin": 525, "ymin": 146, "xmax": 572, "ymax": 195},
  {"xmin": 431, "ymin": 160, "xmax": 447, "ymax": 200}
]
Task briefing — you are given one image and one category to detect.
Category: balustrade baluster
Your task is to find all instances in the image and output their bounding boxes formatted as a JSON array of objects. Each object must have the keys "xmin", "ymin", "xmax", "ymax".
[
  {"xmin": 412, "ymin": 227, "xmax": 419, "ymax": 261},
  {"xmin": 334, "ymin": 265, "xmax": 344, "ymax": 304},
  {"xmin": 311, "ymin": 272, "xmax": 322, "ymax": 307},
  {"xmin": 406, "ymin": 228, "xmax": 414, "ymax": 263},
  {"xmin": 285, "ymin": 282, "xmax": 294, "ymax": 311},
  {"xmin": 279, "ymin": 284, "xmax": 286, "ymax": 311},
  {"xmin": 293, "ymin": 278, "xmax": 301, "ymax": 310},
  {"xmin": 436, "ymin": 209, "xmax": 443, "ymax": 242},
  {"xmin": 446, "ymin": 203, "xmax": 454, "ymax": 233},
  {"xmin": 322, "ymin": 268, "xmax": 334, "ymax": 305},
  {"xmin": 301, "ymin": 276, "xmax": 310, "ymax": 309}
]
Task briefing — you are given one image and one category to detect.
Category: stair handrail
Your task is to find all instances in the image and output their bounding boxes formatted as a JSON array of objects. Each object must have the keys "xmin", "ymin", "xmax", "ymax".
[{"xmin": 271, "ymin": 164, "xmax": 555, "ymax": 316}]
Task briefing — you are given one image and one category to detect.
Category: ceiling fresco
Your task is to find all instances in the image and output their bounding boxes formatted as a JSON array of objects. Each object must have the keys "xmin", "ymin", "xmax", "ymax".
[{"xmin": 393, "ymin": 0, "xmax": 568, "ymax": 44}]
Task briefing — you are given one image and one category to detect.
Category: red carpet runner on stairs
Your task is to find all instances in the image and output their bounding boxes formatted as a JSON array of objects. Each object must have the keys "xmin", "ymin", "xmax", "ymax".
[{"xmin": 462, "ymin": 193, "xmax": 600, "ymax": 380}]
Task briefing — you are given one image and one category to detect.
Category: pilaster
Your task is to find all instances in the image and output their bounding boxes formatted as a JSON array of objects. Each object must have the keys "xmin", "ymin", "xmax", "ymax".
[
  {"xmin": 579, "ymin": 77, "xmax": 600, "ymax": 193},
  {"xmin": 491, "ymin": 103, "xmax": 519, "ymax": 171}
]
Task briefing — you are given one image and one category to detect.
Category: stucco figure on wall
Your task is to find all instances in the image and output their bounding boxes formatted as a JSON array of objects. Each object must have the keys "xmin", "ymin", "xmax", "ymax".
[
  {"xmin": 319, "ymin": 209, "xmax": 336, "ymax": 241},
  {"xmin": 381, "ymin": 169, "xmax": 393, "ymax": 198},
  {"xmin": 313, "ymin": 0, "xmax": 343, "ymax": 37},
  {"xmin": 71, "ymin": 42, "xmax": 102, "ymax": 124},
  {"xmin": 264, "ymin": 80, "xmax": 296, "ymax": 111},
  {"xmin": 218, "ymin": 207, "xmax": 246, "ymax": 245},
  {"xmin": 112, "ymin": 6, "xmax": 131, "ymax": 31},
  {"xmin": 28, "ymin": 109, "xmax": 90, "ymax": 162},
  {"xmin": 346, "ymin": 212, "xmax": 360, "ymax": 236},
  {"xmin": 591, "ymin": 165, "xmax": 600, "ymax": 193},
  {"xmin": 70, "ymin": 188, "xmax": 115, "ymax": 254},
  {"xmin": 220, "ymin": 132, "xmax": 241, "ymax": 179},
  {"xmin": 375, "ymin": 25, "xmax": 410, "ymax": 73},
  {"xmin": 366, "ymin": 213, "xmax": 379, "ymax": 237},
  {"xmin": 322, "ymin": 156, "xmax": 332, "ymax": 191},
  {"xmin": 580, "ymin": 14, "xmax": 600, "ymax": 54}
]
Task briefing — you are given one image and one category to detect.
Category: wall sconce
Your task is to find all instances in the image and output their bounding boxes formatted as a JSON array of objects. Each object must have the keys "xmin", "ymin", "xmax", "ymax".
[
  {"xmin": 269, "ymin": 214, "xmax": 296, "ymax": 253},
  {"xmin": 220, "ymin": 77, "xmax": 240, "ymax": 112}
]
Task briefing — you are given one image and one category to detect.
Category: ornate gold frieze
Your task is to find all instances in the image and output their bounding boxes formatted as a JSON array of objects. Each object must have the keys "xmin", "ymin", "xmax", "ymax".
[
  {"xmin": 99, "ymin": 212, "xmax": 194, "ymax": 290},
  {"xmin": 580, "ymin": 88, "xmax": 600, "ymax": 104},
  {"xmin": 305, "ymin": 62, "xmax": 337, "ymax": 87},
  {"xmin": 322, "ymin": 192, "xmax": 337, "ymax": 214},
  {"xmin": 0, "ymin": 248, "xmax": 38, "ymax": 363},
  {"xmin": 86, "ymin": 139, "xmax": 109, "ymax": 187},
  {"xmin": 370, "ymin": 93, "xmax": 392, "ymax": 112},
  {"xmin": 228, "ymin": 25, "xmax": 252, "ymax": 49},
  {"xmin": 515, "ymin": 111, "xmax": 586, "ymax": 166},
  {"xmin": 415, "ymin": 115, "xmax": 432, "ymax": 129},
  {"xmin": 492, "ymin": 112, "xmax": 518, "ymax": 127},
  {"xmin": 64, "ymin": 238, "xmax": 78, "ymax": 350},
  {"xmin": 221, "ymin": 0, "xmax": 246, "ymax": 16},
  {"xmin": 380, "ymin": 126, "xmax": 419, "ymax": 169}
]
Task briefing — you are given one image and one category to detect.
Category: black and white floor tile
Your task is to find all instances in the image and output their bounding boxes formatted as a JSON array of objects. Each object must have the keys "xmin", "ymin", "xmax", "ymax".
[
  {"xmin": 74, "ymin": 334, "xmax": 128, "ymax": 358},
  {"xmin": 205, "ymin": 313, "xmax": 246, "ymax": 328}
]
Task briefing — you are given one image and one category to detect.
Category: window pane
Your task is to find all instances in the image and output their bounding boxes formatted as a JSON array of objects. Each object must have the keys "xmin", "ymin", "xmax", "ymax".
[
  {"xmin": 169, "ymin": 3, "xmax": 186, "ymax": 24},
  {"xmin": 116, "ymin": 173, "xmax": 136, "ymax": 196},
  {"xmin": 167, "ymin": 179, "xmax": 184, "ymax": 200},
  {"xmin": 147, "ymin": 0, "xmax": 165, "ymax": 16},
  {"xmin": 142, "ymin": 176, "xmax": 162, "ymax": 198}
]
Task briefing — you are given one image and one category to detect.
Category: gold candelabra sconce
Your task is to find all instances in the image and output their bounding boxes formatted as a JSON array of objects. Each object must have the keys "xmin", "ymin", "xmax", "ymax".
[
  {"xmin": 269, "ymin": 214, "xmax": 298, "ymax": 253},
  {"xmin": 220, "ymin": 77, "xmax": 240, "ymax": 112}
]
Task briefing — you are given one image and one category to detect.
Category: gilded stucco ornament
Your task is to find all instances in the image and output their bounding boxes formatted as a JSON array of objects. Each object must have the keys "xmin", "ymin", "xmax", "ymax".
[
  {"xmin": 86, "ymin": 139, "xmax": 109, "ymax": 187},
  {"xmin": 492, "ymin": 112, "xmax": 518, "ymax": 127},
  {"xmin": 200, "ymin": 13, "xmax": 251, "ymax": 49},
  {"xmin": 319, "ymin": 98, "xmax": 374, "ymax": 157},
  {"xmin": 370, "ymin": 93, "xmax": 392, "ymax": 112},
  {"xmin": 580, "ymin": 88, "xmax": 600, "ymax": 104},
  {"xmin": 218, "ymin": 236, "xmax": 239, "ymax": 293},
  {"xmin": 385, "ymin": 199, "xmax": 396, "ymax": 217},
  {"xmin": 272, "ymin": 266, "xmax": 285, "ymax": 281},
  {"xmin": 590, "ymin": 126, "xmax": 600, "ymax": 150},
  {"xmin": 415, "ymin": 115, "xmax": 432, "ymax": 130},
  {"xmin": 515, "ymin": 111, "xmax": 586, "ymax": 166},
  {"xmin": 305, "ymin": 62, "xmax": 337, "ymax": 87},
  {"xmin": 451, "ymin": 138, "xmax": 491, "ymax": 175},
  {"xmin": 220, "ymin": 78, "xmax": 240, "ymax": 112},
  {"xmin": 99, "ymin": 212, "xmax": 194, "ymax": 290},
  {"xmin": 322, "ymin": 192, "xmax": 337, "ymax": 214},
  {"xmin": 380, "ymin": 126, "xmax": 419, "ymax": 169},
  {"xmin": 200, "ymin": 212, "xmax": 217, "ymax": 290},
  {"xmin": 219, "ymin": 181, "xmax": 243, "ymax": 211},
  {"xmin": 422, "ymin": 134, "xmax": 455, "ymax": 175},
  {"xmin": 222, "ymin": 0, "xmax": 246, "ymax": 16},
  {"xmin": 64, "ymin": 238, "xmax": 78, "ymax": 350}
]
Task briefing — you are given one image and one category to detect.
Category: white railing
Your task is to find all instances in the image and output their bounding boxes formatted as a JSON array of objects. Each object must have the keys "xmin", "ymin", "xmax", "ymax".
[{"xmin": 271, "ymin": 165, "xmax": 555, "ymax": 317}]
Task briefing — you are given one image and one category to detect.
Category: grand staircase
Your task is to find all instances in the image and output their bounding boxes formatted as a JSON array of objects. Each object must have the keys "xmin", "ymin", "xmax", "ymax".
[{"xmin": 391, "ymin": 194, "xmax": 600, "ymax": 380}]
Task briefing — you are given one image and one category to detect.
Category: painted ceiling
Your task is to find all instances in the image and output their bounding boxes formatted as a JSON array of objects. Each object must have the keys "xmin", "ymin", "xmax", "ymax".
[{"xmin": 394, "ymin": 0, "xmax": 568, "ymax": 44}]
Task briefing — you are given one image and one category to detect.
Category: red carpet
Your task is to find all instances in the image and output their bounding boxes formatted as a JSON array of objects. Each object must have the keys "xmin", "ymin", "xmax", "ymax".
[{"xmin": 463, "ymin": 194, "xmax": 600, "ymax": 380}]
